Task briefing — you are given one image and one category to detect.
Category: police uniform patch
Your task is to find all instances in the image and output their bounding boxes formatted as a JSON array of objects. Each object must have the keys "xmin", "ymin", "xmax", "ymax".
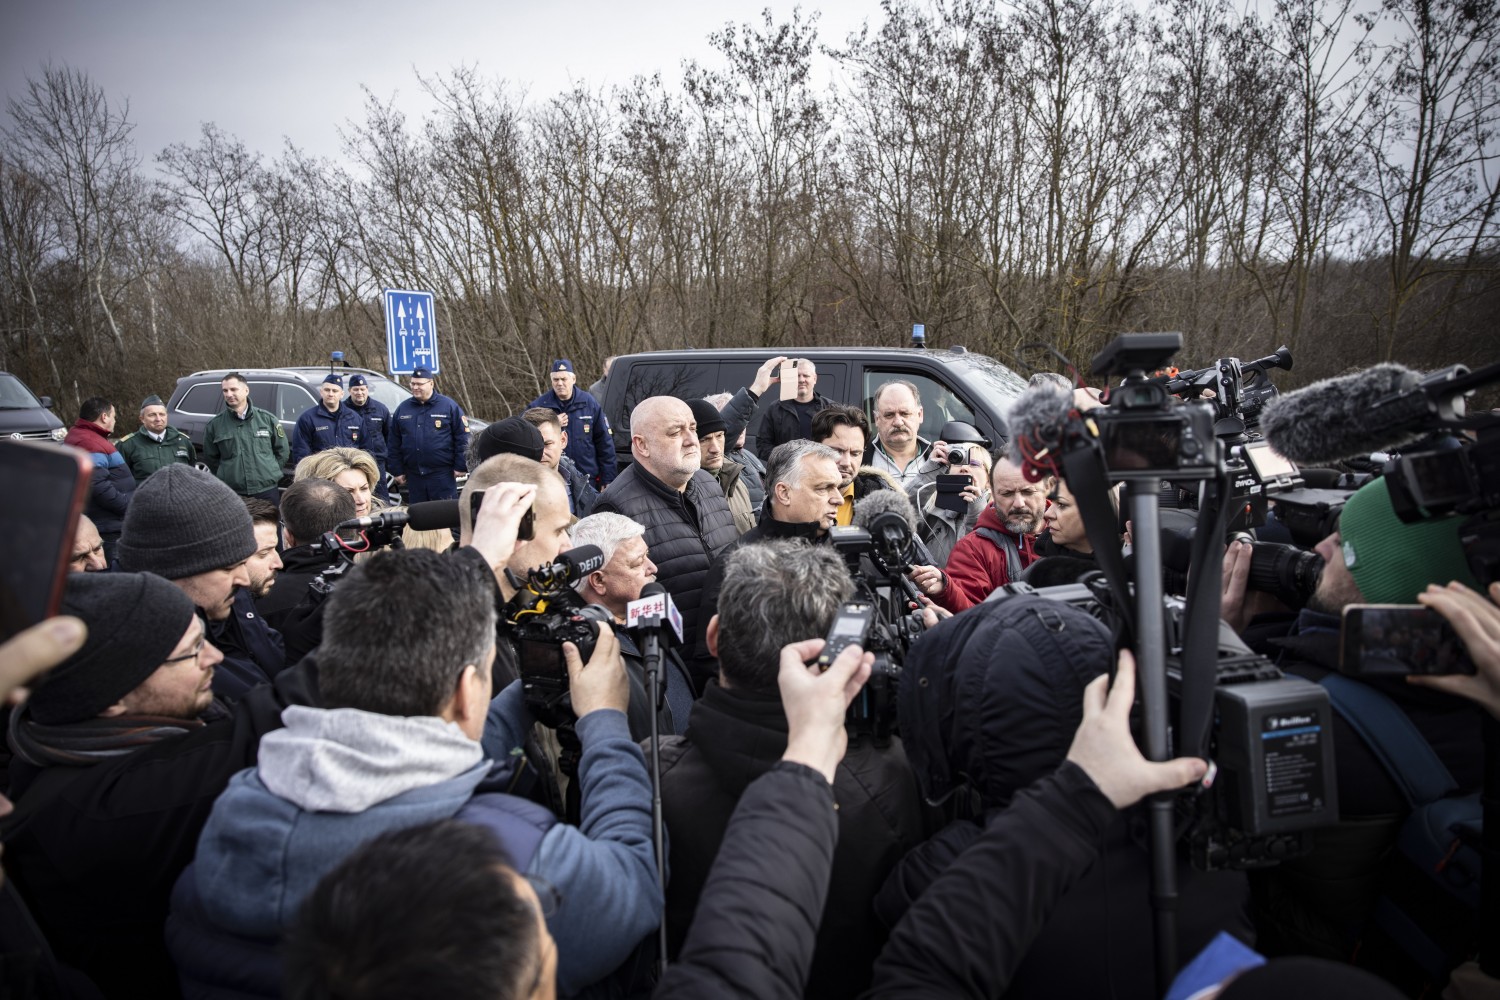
[{"xmin": 435, "ymin": 419, "xmax": 443, "ymax": 428}]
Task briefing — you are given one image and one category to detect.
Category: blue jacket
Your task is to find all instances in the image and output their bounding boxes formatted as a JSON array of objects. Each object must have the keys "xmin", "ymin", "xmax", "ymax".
[
  {"xmin": 388, "ymin": 392, "xmax": 469, "ymax": 477},
  {"xmin": 170, "ymin": 691, "xmax": 659, "ymax": 999},
  {"xmin": 289, "ymin": 403, "xmax": 367, "ymax": 465},
  {"xmin": 528, "ymin": 387, "xmax": 616, "ymax": 486},
  {"xmin": 343, "ymin": 396, "xmax": 391, "ymax": 465}
]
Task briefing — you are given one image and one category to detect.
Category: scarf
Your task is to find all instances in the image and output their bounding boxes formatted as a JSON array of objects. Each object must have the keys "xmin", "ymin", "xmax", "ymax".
[{"xmin": 7, "ymin": 699, "xmax": 226, "ymax": 769}]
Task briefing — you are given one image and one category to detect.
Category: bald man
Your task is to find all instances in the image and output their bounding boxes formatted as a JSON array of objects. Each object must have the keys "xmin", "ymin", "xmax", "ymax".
[{"xmin": 593, "ymin": 397, "xmax": 738, "ymax": 650}]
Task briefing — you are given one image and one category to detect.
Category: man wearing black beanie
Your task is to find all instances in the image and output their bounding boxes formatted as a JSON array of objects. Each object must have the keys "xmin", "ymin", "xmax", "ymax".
[
  {"xmin": 118, "ymin": 464, "xmax": 286, "ymax": 699},
  {"xmin": 3, "ymin": 571, "xmax": 231, "ymax": 995}
]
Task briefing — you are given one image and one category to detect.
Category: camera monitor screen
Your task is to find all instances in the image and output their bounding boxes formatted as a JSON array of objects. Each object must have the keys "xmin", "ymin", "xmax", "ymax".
[
  {"xmin": 1101, "ymin": 418, "xmax": 1181, "ymax": 473},
  {"xmin": 1245, "ymin": 441, "xmax": 1297, "ymax": 481}
]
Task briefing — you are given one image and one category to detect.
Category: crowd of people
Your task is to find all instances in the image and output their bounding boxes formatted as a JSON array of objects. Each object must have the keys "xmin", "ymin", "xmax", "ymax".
[{"xmin": 2, "ymin": 355, "xmax": 1495, "ymax": 1000}]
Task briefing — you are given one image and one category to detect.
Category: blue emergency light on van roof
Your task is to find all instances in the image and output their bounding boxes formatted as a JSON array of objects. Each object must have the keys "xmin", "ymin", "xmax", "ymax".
[
  {"xmin": 331, "ymin": 351, "xmax": 345, "ymax": 364},
  {"xmin": 912, "ymin": 324, "xmax": 926, "ymax": 349}
]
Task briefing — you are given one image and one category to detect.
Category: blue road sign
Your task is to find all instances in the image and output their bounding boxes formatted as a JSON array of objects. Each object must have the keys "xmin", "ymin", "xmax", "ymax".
[{"xmin": 383, "ymin": 289, "xmax": 439, "ymax": 375}]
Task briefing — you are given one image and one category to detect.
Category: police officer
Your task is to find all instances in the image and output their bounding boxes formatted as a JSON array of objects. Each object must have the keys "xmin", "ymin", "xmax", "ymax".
[
  {"xmin": 528, "ymin": 358, "xmax": 616, "ymax": 488},
  {"xmin": 344, "ymin": 374, "xmax": 392, "ymax": 500},
  {"xmin": 388, "ymin": 365, "xmax": 469, "ymax": 503},
  {"xmin": 117, "ymin": 394, "xmax": 196, "ymax": 482},
  {"xmin": 290, "ymin": 374, "xmax": 366, "ymax": 465}
]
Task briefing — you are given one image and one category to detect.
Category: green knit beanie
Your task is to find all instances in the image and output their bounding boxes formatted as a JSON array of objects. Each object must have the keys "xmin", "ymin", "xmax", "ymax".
[{"xmin": 1338, "ymin": 476, "xmax": 1477, "ymax": 603}]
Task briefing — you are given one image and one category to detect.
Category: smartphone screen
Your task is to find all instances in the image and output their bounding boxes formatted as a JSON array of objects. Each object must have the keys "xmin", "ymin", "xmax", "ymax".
[
  {"xmin": 817, "ymin": 602, "xmax": 874, "ymax": 668},
  {"xmin": 0, "ymin": 441, "xmax": 91, "ymax": 640},
  {"xmin": 935, "ymin": 474, "xmax": 973, "ymax": 513},
  {"xmin": 779, "ymin": 360, "xmax": 799, "ymax": 401},
  {"xmin": 1339, "ymin": 604, "xmax": 1475, "ymax": 677},
  {"xmin": 470, "ymin": 489, "xmax": 534, "ymax": 541}
]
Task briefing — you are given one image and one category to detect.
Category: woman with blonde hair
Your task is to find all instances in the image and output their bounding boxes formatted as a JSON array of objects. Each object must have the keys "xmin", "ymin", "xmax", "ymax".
[{"xmin": 293, "ymin": 448, "xmax": 384, "ymax": 518}]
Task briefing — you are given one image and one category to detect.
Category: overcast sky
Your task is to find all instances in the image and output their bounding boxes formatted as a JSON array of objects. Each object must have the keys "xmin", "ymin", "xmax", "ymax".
[{"xmin": 2, "ymin": 0, "xmax": 880, "ymax": 168}]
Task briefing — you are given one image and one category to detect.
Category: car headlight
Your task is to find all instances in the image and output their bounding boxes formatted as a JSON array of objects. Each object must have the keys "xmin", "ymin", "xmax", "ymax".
[{"xmin": 50, "ymin": 427, "xmax": 66, "ymax": 441}]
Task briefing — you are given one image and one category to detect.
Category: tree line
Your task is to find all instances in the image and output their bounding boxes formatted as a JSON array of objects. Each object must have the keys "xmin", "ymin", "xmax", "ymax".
[{"xmin": 2, "ymin": 0, "xmax": 1497, "ymax": 425}]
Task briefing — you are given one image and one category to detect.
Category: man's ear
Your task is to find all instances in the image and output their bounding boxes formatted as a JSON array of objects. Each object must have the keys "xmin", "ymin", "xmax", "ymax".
[
  {"xmin": 560, "ymin": 430, "xmax": 569, "ymax": 449},
  {"xmin": 449, "ymin": 663, "xmax": 487, "ymax": 725},
  {"xmin": 705, "ymin": 615, "xmax": 720, "ymax": 659},
  {"xmin": 586, "ymin": 569, "xmax": 607, "ymax": 599},
  {"xmin": 773, "ymin": 482, "xmax": 791, "ymax": 507}
]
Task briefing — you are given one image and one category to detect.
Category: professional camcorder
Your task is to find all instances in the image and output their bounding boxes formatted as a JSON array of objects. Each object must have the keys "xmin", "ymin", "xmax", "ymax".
[
  {"xmin": 827, "ymin": 511, "xmax": 929, "ymax": 741},
  {"xmin": 500, "ymin": 546, "xmax": 610, "ymax": 727},
  {"xmin": 1010, "ymin": 332, "xmax": 1337, "ymax": 891}
]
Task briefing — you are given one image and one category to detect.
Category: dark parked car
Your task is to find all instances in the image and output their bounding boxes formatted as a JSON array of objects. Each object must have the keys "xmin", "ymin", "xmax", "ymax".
[
  {"xmin": 0, "ymin": 371, "xmax": 67, "ymax": 443},
  {"xmin": 601, "ymin": 345, "xmax": 1029, "ymax": 466}
]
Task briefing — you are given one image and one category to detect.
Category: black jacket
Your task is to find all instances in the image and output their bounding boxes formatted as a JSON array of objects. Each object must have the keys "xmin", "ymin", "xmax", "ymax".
[
  {"xmin": 207, "ymin": 588, "xmax": 287, "ymax": 701},
  {"xmin": 656, "ymin": 683, "xmax": 928, "ymax": 999},
  {"xmin": 254, "ymin": 544, "xmax": 340, "ymax": 628},
  {"xmin": 755, "ymin": 393, "xmax": 836, "ymax": 462},
  {"xmin": 593, "ymin": 464, "xmax": 737, "ymax": 645},
  {"xmin": 654, "ymin": 761, "xmax": 837, "ymax": 1000},
  {"xmin": 0, "ymin": 660, "xmax": 319, "ymax": 999},
  {"xmin": 692, "ymin": 514, "xmax": 824, "ymax": 668}
]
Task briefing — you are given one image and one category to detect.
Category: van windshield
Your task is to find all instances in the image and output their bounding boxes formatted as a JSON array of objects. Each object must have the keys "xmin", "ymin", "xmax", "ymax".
[{"xmin": 0, "ymin": 374, "xmax": 42, "ymax": 409}]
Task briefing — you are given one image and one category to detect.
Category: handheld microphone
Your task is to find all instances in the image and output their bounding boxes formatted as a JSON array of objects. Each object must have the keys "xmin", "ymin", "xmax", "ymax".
[
  {"xmin": 1259, "ymin": 363, "xmax": 1468, "ymax": 465},
  {"xmin": 626, "ymin": 582, "xmax": 684, "ymax": 644},
  {"xmin": 557, "ymin": 544, "xmax": 606, "ymax": 579}
]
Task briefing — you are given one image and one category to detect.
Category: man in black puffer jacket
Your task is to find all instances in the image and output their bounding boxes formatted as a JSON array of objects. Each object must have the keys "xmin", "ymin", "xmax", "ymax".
[
  {"xmin": 656, "ymin": 539, "xmax": 929, "ymax": 1000},
  {"xmin": 592, "ymin": 396, "xmax": 737, "ymax": 647}
]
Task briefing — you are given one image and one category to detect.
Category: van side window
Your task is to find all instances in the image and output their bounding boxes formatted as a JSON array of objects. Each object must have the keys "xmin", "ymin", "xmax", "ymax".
[
  {"xmin": 863, "ymin": 370, "xmax": 976, "ymax": 443},
  {"xmin": 617, "ymin": 363, "xmax": 722, "ymax": 433}
]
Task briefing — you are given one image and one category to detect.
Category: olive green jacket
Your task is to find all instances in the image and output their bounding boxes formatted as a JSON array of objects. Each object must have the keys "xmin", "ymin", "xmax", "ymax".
[
  {"xmin": 203, "ymin": 406, "xmax": 289, "ymax": 495},
  {"xmin": 117, "ymin": 426, "xmax": 197, "ymax": 482}
]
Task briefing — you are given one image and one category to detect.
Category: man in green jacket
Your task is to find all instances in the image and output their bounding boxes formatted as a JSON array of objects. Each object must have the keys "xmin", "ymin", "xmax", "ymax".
[
  {"xmin": 203, "ymin": 373, "xmax": 289, "ymax": 503},
  {"xmin": 118, "ymin": 394, "xmax": 197, "ymax": 482}
]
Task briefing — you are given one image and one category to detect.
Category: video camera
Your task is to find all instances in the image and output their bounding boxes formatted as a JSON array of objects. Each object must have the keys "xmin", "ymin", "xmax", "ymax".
[
  {"xmin": 1011, "ymin": 332, "xmax": 1338, "ymax": 886},
  {"xmin": 827, "ymin": 514, "xmax": 929, "ymax": 741},
  {"xmin": 500, "ymin": 546, "xmax": 611, "ymax": 728}
]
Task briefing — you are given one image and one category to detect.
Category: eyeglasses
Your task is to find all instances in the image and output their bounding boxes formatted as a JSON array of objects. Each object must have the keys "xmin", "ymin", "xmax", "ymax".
[{"xmin": 162, "ymin": 631, "xmax": 207, "ymax": 666}]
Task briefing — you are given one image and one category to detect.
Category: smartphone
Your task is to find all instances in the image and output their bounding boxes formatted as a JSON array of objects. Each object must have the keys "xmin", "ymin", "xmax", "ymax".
[
  {"xmin": 816, "ymin": 602, "xmax": 874, "ymax": 669},
  {"xmin": 470, "ymin": 489, "xmax": 534, "ymax": 541},
  {"xmin": 935, "ymin": 473, "xmax": 973, "ymax": 514},
  {"xmin": 0, "ymin": 441, "xmax": 92, "ymax": 641},
  {"xmin": 779, "ymin": 359, "xmax": 800, "ymax": 401},
  {"xmin": 1339, "ymin": 604, "xmax": 1475, "ymax": 677}
]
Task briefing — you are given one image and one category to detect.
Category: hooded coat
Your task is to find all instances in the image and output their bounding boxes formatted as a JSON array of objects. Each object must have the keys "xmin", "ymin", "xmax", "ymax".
[
  {"xmin": 934, "ymin": 504, "xmax": 1038, "ymax": 612},
  {"xmin": 881, "ymin": 596, "xmax": 1251, "ymax": 1000},
  {"xmin": 167, "ymin": 702, "xmax": 660, "ymax": 999}
]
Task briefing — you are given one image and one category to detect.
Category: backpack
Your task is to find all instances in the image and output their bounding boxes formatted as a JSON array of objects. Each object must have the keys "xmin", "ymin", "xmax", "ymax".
[{"xmin": 1317, "ymin": 674, "xmax": 1482, "ymax": 985}]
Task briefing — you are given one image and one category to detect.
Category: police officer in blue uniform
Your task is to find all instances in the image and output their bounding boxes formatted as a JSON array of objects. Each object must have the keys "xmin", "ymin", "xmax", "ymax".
[
  {"xmin": 528, "ymin": 358, "xmax": 617, "ymax": 488},
  {"xmin": 290, "ymin": 374, "xmax": 366, "ymax": 466},
  {"xmin": 389, "ymin": 365, "xmax": 469, "ymax": 503},
  {"xmin": 344, "ymin": 374, "xmax": 393, "ymax": 500}
]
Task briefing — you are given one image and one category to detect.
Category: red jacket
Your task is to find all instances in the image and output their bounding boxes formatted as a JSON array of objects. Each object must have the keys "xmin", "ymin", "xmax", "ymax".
[
  {"xmin": 935, "ymin": 505, "xmax": 1037, "ymax": 612},
  {"xmin": 63, "ymin": 419, "xmax": 116, "ymax": 455}
]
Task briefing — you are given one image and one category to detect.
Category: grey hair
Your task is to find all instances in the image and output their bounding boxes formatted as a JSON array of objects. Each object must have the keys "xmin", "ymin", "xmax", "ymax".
[
  {"xmin": 703, "ymin": 392, "xmax": 732, "ymax": 409},
  {"xmin": 568, "ymin": 513, "xmax": 646, "ymax": 593},
  {"xmin": 873, "ymin": 379, "xmax": 922, "ymax": 410},
  {"xmin": 717, "ymin": 540, "xmax": 854, "ymax": 692},
  {"xmin": 764, "ymin": 440, "xmax": 839, "ymax": 491},
  {"xmin": 1028, "ymin": 372, "xmax": 1073, "ymax": 391}
]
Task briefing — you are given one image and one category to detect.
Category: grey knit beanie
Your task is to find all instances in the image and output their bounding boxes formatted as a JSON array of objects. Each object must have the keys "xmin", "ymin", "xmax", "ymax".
[
  {"xmin": 117, "ymin": 465, "xmax": 258, "ymax": 579},
  {"xmin": 28, "ymin": 572, "xmax": 198, "ymax": 724}
]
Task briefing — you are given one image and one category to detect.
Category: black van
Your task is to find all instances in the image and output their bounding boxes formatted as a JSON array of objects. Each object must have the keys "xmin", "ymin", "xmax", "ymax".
[{"xmin": 600, "ymin": 345, "xmax": 1030, "ymax": 465}]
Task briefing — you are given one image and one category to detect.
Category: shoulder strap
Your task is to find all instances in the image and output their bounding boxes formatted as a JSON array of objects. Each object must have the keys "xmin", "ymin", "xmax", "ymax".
[
  {"xmin": 1318, "ymin": 673, "xmax": 1459, "ymax": 808},
  {"xmin": 975, "ymin": 526, "xmax": 1022, "ymax": 582}
]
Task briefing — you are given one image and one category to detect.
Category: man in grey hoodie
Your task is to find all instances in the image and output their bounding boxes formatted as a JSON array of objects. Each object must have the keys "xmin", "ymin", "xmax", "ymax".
[{"xmin": 165, "ymin": 546, "xmax": 660, "ymax": 998}]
